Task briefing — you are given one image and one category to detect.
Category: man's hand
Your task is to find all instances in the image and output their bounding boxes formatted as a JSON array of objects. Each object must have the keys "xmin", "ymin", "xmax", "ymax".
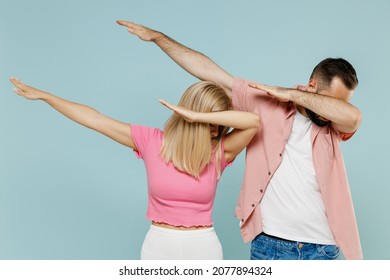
[
  {"xmin": 249, "ymin": 83, "xmax": 293, "ymax": 103},
  {"xmin": 116, "ymin": 20, "xmax": 161, "ymax": 41}
]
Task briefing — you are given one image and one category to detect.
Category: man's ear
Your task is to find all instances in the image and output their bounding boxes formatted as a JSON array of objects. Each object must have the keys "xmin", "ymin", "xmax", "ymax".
[{"xmin": 307, "ymin": 79, "xmax": 318, "ymax": 93}]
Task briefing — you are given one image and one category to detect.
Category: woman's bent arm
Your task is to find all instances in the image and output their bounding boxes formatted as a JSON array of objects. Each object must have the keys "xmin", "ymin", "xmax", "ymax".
[{"xmin": 160, "ymin": 99, "xmax": 260, "ymax": 162}]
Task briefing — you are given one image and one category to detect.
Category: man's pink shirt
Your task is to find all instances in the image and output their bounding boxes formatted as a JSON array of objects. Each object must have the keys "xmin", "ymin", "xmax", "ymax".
[{"xmin": 232, "ymin": 77, "xmax": 363, "ymax": 260}]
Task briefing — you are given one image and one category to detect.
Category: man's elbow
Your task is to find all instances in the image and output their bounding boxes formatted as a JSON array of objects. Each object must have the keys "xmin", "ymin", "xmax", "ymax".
[
  {"xmin": 334, "ymin": 108, "xmax": 362, "ymax": 134},
  {"xmin": 350, "ymin": 108, "xmax": 363, "ymax": 131}
]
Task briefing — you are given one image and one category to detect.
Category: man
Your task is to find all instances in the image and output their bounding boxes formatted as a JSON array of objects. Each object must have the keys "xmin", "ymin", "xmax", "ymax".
[{"xmin": 116, "ymin": 20, "xmax": 363, "ymax": 260}]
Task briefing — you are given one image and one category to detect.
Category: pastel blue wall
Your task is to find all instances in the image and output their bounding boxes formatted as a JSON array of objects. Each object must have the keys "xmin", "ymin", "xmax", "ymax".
[{"xmin": 1, "ymin": 0, "xmax": 389, "ymax": 259}]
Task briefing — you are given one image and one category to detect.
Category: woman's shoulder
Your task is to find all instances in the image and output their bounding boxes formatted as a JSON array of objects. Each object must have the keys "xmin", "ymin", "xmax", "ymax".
[
  {"xmin": 131, "ymin": 124, "xmax": 163, "ymax": 135},
  {"xmin": 130, "ymin": 124, "xmax": 164, "ymax": 146}
]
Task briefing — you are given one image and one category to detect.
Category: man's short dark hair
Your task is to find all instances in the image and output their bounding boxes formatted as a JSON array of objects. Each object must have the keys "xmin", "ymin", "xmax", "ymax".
[{"xmin": 310, "ymin": 58, "xmax": 358, "ymax": 91}]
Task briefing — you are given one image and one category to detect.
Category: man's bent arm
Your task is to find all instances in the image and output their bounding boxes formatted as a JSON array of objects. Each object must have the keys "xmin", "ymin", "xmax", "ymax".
[
  {"xmin": 290, "ymin": 89, "xmax": 362, "ymax": 133},
  {"xmin": 249, "ymin": 84, "xmax": 362, "ymax": 134}
]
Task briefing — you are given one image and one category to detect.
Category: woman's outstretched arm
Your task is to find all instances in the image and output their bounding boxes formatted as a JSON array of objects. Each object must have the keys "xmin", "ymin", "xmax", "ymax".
[{"xmin": 10, "ymin": 78, "xmax": 135, "ymax": 148}]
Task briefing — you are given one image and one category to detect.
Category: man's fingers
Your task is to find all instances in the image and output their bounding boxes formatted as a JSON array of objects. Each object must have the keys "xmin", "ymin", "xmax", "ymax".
[
  {"xmin": 116, "ymin": 20, "xmax": 141, "ymax": 31},
  {"xmin": 127, "ymin": 27, "xmax": 138, "ymax": 34},
  {"xmin": 248, "ymin": 83, "xmax": 267, "ymax": 90},
  {"xmin": 117, "ymin": 20, "xmax": 145, "ymax": 35},
  {"xmin": 296, "ymin": 85, "xmax": 307, "ymax": 91},
  {"xmin": 116, "ymin": 20, "xmax": 132, "ymax": 27}
]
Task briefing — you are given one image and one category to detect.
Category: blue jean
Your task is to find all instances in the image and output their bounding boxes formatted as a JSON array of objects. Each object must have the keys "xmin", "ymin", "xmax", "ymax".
[{"xmin": 250, "ymin": 233, "xmax": 340, "ymax": 260}]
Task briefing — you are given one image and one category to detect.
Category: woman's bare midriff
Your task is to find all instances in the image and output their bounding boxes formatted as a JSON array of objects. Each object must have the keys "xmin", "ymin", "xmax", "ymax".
[{"xmin": 152, "ymin": 221, "xmax": 212, "ymax": 230}]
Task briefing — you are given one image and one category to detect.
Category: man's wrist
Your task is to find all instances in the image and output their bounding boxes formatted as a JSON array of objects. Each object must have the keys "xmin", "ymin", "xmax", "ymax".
[
  {"xmin": 288, "ymin": 88, "xmax": 308, "ymax": 104},
  {"xmin": 152, "ymin": 32, "xmax": 167, "ymax": 43}
]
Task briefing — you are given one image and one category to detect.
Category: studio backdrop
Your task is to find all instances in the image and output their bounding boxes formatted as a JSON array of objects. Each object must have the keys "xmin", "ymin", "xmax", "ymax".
[{"xmin": 1, "ymin": 0, "xmax": 389, "ymax": 259}]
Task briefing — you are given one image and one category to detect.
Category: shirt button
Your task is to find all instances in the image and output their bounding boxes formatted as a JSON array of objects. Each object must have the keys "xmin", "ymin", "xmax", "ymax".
[
  {"xmin": 279, "ymin": 153, "xmax": 282, "ymax": 157},
  {"xmin": 251, "ymin": 204, "xmax": 255, "ymax": 207},
  {"xmin": 241, "ymin": 219, "xmax": 244, "ymax": 222},
  {"xmin": 268, "ymin": 171, "xmax": 271, "ymax": 175},
  {"xmin": 260, "ymin": 189, "xmax": 263, "ymax": 193}
]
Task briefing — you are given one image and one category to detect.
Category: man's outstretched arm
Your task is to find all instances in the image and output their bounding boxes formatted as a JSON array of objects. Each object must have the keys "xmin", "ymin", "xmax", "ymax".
[{"xmin": 117, "ymin": 20, "xmax": 234, "ymax": 96}]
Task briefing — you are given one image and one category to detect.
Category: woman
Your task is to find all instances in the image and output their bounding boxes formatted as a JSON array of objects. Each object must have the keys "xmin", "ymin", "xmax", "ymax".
[{"xmin": 9, "ymin": 78, "xmax": 260, "ymax": 259}]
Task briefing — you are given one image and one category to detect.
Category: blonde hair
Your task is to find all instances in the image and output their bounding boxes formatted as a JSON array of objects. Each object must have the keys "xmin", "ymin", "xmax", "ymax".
[{"xmin": 161, "ymin": 81, "xmax": 231, "ymax": 179}]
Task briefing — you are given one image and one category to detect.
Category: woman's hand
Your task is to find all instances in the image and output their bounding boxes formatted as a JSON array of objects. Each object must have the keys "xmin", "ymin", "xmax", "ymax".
[
  {"xmin": 9, "ymin": 78, "xmax": 49, "ymax": 100},
  {"xmin": 159, "ymin": 99, "xmax": 197, "ymax": 123}
]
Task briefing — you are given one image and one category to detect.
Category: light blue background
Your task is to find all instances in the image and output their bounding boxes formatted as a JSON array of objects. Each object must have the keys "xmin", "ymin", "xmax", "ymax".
[{"xmin": 1, "ymin": 0, "xmax": 389, "ymax": 260}]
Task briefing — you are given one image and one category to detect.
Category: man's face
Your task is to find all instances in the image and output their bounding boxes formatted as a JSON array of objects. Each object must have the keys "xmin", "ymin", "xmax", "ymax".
[
  {"xmin": 320, "ymin": 77, "xmax": 354, "ymax": 102},
  {"xmin": 305, "ymin": 77, "xmax": 355, "ymax": 127}
]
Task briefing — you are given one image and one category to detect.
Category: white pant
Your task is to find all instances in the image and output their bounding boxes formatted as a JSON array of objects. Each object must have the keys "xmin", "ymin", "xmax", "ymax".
[{"xmin": 141, "ymin": 225, "xmax": 223, "ymax": 260}]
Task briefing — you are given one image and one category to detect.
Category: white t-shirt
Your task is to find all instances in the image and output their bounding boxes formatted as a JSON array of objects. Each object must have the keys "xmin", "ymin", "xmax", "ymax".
[{"xmin": 260, "ymin": 110, "xmax": 335, "ymax": 245}]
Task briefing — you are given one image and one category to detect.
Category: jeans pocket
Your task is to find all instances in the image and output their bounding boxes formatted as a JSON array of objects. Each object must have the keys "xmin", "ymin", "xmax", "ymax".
[
  {"xmin": 317, "ymin": 244, "xmax": 340, "ymax": 260},
  {"xmin": 250, "ymin": 237, "xmax": 277, "ymax": 260}
]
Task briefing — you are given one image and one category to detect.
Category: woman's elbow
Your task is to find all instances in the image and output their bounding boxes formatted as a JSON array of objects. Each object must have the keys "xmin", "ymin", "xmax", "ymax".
[{"xmin": 252, "ymin": 114, "xmax": 261, "ymax": 129}]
